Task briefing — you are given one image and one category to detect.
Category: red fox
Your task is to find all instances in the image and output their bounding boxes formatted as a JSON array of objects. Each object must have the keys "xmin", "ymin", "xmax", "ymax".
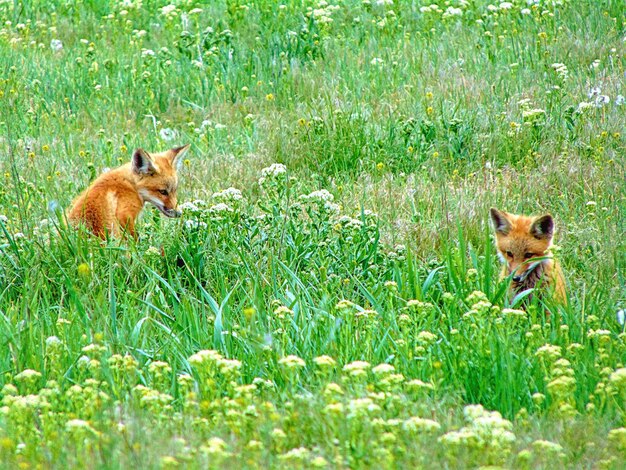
[
  {"xmin": 68, "ymin": 145, "xmax": 189, "ymax": 238},
  {"xmin": 490, "ymin": 208, "xmax": 566, "ymax": 304}
]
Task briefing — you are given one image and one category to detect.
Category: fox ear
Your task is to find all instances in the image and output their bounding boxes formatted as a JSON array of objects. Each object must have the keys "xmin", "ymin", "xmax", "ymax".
[
  {"xmin": 131, "ymin": 148, "xmax": 157, "ymax": 175},
  {"xmin": 169, "ymin": 144, "xmax": 190, "ymax": 170},
  {"xmin": 530, "ymin": 214, "xmax": 554, "ymax": 240},
  {"xmin": 490, "ymin": 208, "xmax": 512, "ymax": 235}
]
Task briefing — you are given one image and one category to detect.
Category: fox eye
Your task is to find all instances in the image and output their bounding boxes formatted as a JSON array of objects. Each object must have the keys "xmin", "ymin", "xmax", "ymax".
[
  {"xmin": 505, "ymin": 251, "xmax": 513, "ymax": 258},
  {"xmin": 524, "ymin": 252, "xmax": 535, "ymax": 259},
  {"xmin": 158, "ymin": 189, "xmax": 168, "ymax": 196}
]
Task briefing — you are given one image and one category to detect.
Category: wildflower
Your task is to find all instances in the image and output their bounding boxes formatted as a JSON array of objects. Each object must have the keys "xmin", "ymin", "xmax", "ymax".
[
  {"xmin": 535, "ymin": 344, "xmax": 562, "ymax": 362},
  {"xmin": 617, "ymin": 309, "xmax": 625, "ymax": 326},
  {"xmin": 342, "ymin": 361, "xmax": 370, "ymax": 377},
  {"xmin": 149, "ymin": 361, "xmax": 172, "ymax": 376},
  {"xmin": 300, "ymin": 189, "xmax": 334, "ymax": 203},
  {"xmin": 403, "ymin": 417, "xmax": 441, "ymax": 433},
  {"xmin": 609, "ymin": 368, "xmax": 626, "ymax": 389},
  {"xmin": 209, "ymin": 203, "xmax": 233, "ymax": 215},
  {"xmin": 179, "ymin": 201, "xmax": 199, "ymax": 212},
  {"xmin": 259, "ymin": 163, "xmax": 287, "ymax": 186},
  {"xmin": 50, "ymin": 39, "xmax": 63, "ymax": 51},
  {"xmin": 159, "ymin": 128, "xmax": 178, "ymax": 141},
  {"xmin": 213, "ymin": 187, "xmax": 243, "ymax": 204},
  {"xmin": 66, "ymin": 419, "xmax": 98, "ymax": 435},
  {"xmin": 370, "ymin": 57, "xmax": 384, "ymax": 66},
  {"xmin": 443, "ymin": 7, "xmax": 463, "ymax": 17},
  {"xmin": 314, "ymin": 355, "xmax": 336, "ymax": 368},
  {"xmin": 278, "ymin": 355, "xmax": 306, "ymax": 369},
  {"xmin": 160, "ymin": 4, "xmax": 177, "ymax": 16},
  {"xmin": 372, "ymin": 363, "xmax": 395, "ymax": 375},
  {"xmin": 77, "ymin": 263, "xmax": 90, "ymax": 278},
  {"xmin": 15, "ymin": 369, "xmax": 42, "ymax": 385},
  {"xmin": 406, "ymin": 379, "xmax": 434, "ymax": 391},
  {"xmin": 594, "ymin": 95, "xmax": 610, "ymax": 108},
  {"xmin": 616, "ymin": 95, "xmax": 625, "ymax": 106}
]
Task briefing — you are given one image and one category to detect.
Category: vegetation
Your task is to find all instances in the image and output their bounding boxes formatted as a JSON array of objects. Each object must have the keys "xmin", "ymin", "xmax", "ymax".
[{"xmin": 0, "ymin": 0, "xmax": 624, "ymax": 468}]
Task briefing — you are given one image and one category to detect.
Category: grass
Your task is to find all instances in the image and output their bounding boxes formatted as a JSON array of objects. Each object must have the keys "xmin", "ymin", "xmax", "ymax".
[{"xmin": 0, "ymin": 0, "xmax": 625, "ymax": 468}]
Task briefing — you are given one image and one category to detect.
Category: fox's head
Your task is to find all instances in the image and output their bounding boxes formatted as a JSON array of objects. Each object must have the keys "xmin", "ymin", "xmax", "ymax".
[
  {"xmin": 490, "ymin": 208, "xmax": 555, "ymax": 283},
  {"xmin": 131, "ymin": 145, "xmax": 190, "ymax": 218}
]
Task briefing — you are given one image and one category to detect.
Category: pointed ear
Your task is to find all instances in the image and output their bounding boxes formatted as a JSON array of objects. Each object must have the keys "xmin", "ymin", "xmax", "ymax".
[
  {"xmin": 131, "ymin": 148, "xmax": 157, "ymax": 175},
  {"xmin": 169, "ymin": 144, "xmax": 190, "ymax": 170},
  {"xmin": 490, "ymin": 208, "xmax": 512, "ymax": 235},
  {"xmin": 530, "ymin": 214, "xmax": 554, "ymax": 240}
]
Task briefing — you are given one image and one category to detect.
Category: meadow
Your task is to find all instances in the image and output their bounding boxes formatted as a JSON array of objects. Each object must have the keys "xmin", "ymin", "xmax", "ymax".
[{"xmin": 0, "ymin": 0, "xmax": 625, "ymax": 468}]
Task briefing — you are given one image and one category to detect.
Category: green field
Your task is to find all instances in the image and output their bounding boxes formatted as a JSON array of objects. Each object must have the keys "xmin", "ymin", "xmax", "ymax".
[{"xmin": 0, "ymin": 0, "xmax": 625, "ymax": 468}]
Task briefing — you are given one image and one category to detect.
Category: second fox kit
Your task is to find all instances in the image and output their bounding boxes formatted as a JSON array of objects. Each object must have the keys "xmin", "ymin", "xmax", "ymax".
[
  {"xmin": 68, "ymin": 145, "xmax": 189, "ymax": 238},
  {"xmin": 490, "ymin": 208, "xmax": 566, "ymax": 304}
]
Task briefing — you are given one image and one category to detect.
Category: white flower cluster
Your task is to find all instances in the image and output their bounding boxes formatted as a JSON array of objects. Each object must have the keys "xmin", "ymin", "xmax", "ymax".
[
  {"xmin": 213, "ymin": 187, "xmax": 243, "ymax": 203},
  {"xmin": 439, "ymin": 404, "xmax": 516, "ymax": 459},
  {"xmin": 308, "ymin": 1, "xmax": 340, "ymax": 25}
]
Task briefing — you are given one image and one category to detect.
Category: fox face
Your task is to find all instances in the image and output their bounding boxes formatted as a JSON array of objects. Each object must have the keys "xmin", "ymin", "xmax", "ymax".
[
  {"xmin": 132, "ymin": 145, "xmax": 189, "ymax": 218},
  {"xmin": 490, "ymin": 208, "xmax": 554, "ymax": 283}
]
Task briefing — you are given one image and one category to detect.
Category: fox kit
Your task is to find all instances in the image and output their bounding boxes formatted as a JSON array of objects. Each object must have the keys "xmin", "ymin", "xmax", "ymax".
[
  {"xmin": 490, "ymin": 208, "xmax": 566, "ymax": 304},
  {"xmin": 68, "ymin": 145, "xmax": 189, "ymax": 238}
]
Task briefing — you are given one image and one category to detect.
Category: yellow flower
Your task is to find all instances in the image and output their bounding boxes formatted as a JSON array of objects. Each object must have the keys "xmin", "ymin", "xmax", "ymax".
[
  {"xmin": 120, "ymin": 144, "xmax": 127, "ymax": 153},
  {"xmin": 426, "ymin": 106, "xmax": 434, "ymax": 115},
  {"xmin": 79, "ymin": 150, "xmax": 86, "ymax": 157},
  {"xmin": 77, "ymin": 263, "xmax": 90, "ymax": 279},
  {"xmin": 42, "ymin": 144, "xmax": 49, "ymax": 152},
  {"xmin": 425, "ymin": 91, "xmax": 433, "ymax": 100},
  {"xmin": 265, "ymin": 93, "xmax": 275, "ymax": 101},
  {"xmin": 28, "ymin": 151, "xmax": 35, "ymax": 159},
  {"xmin": 243, "ymin": 307, "xmax": 256, "ymax": 320},
  {"xmin": 376, "ymin": 162, "xmax": 384, "ymax": 171},
  {"xmin": 432, "ymin": 151, "xmax": 439, "ymax": 158},
  {"xmin": 538, "ymin": 32, "xmax": 548, "ymax": 39}
]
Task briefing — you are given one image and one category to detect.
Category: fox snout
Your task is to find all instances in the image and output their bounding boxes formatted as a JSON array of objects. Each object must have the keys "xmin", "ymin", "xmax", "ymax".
[
  {"xmin": 163, "ymin": 207, "xmax": 182, "ymax": 218},
  {"xmin": 507, "ymin": 262, "xmax": 530, "ymax": 282}
]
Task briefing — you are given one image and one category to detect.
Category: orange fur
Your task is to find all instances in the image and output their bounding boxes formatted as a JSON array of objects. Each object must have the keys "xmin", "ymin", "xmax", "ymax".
[
  {"xmin": 490, "ymin": 208, "xmax": 566, "ymax": 304},
  {"xmin": 68, "ymin": 145, "xmax": 189, "ymax": 238}
]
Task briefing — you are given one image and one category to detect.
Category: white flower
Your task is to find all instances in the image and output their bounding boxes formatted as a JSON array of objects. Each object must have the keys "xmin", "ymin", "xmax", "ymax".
[
  {"xmin": 615, "ymin": 95, "xmax": 625, "ymax": 106},
  {"xmin": 617, "ymin": 309, "xmax": 625, "ymax": 326},
  {"xmin": 45, "ymin": 336, "xmax": 62, "ymax": 347},
  {"xmin": 370, "ymin": 57, "xmax": 384, "ymax": 66},
  {"xmin": 375, "ymin": 0, "xmax": 393, "ymax": 5},
  {"xmin": 160, "ymin": 4, "xmax": 177, "ymax": 16},
  {"xmin": 521, "ymin": 8, "xmax": 531, "ymax": 14},
  {"xmin": 499, "ymin": 2, "xmax": 513, "ymax": 10},
  {"xmin": 0, "ymin": 215, "xmax": 7, "ymax": 223},
  {"xmin": 443, "ymin": 6, "xmax": 463, "ymax": 17},
  {"xmin": 213, "ymin": 187, "xmax": 243, "ymax": 202},
  {"xmin": 576, "ymin": 101, "xmax": 593, "ymax": 113},
  {"xmin": 184, "ymin": 219, "xmax": 207, "ymax": 229},
  {"xmin": 209, "ymin": 203, "xmax": 233, "ymax": 214},
  {"xmin": 301, "ymin": 189, "xmax": 334, "ymax": 203},
  {"xmin": 179, "ymin": 201, "xmax": 199, "ymax": 212},
  {"xmin": 141, "ymin": 49, "xmax": 155, "ymax": 57},
  {"xmin": 588, "ymin": 86, "xmax": 602, "ymax": 98},
  {"xmin": 594, "ymin": 95, "xmax": 610, "ymax": 108},
  {"xmin": 50, "ymin": 39, "xmax": 63, "ymax": 52},
  {"xmin": 372, "ymin": 363, "xmax": 395, "ymax": 375},
  {"xmin": 159, "ymin": 128, "xmax": 177, "ymax": 141},
  {"xmin": 278, "ymin": 355, "xmax": 306, "ymax": 369}
]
